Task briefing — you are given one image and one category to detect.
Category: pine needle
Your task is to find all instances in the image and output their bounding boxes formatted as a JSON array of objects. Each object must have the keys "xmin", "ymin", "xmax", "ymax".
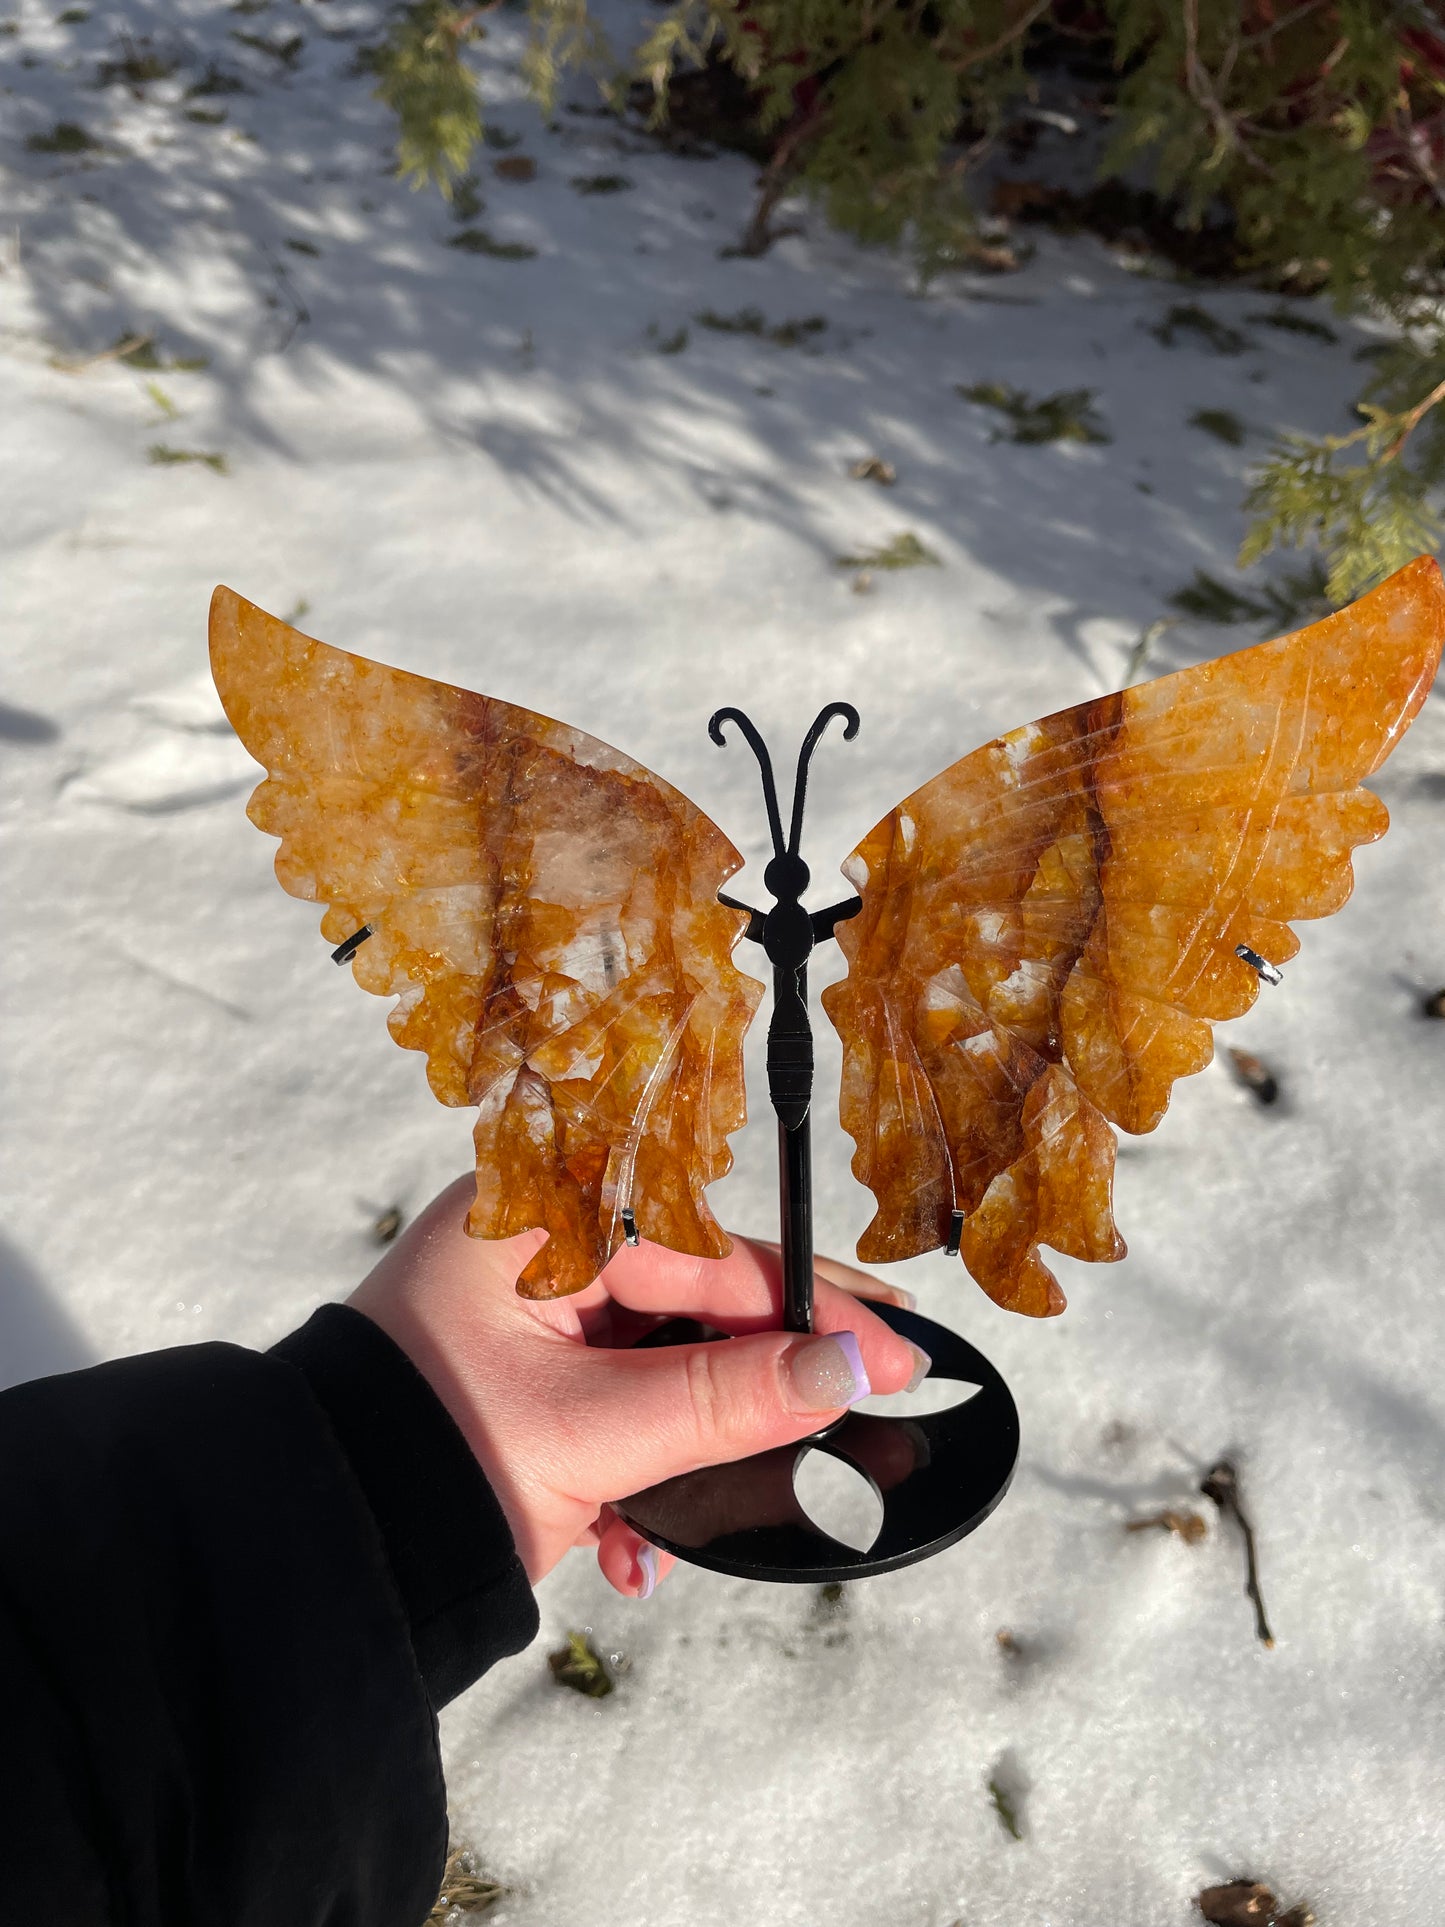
[
  {"xmin": 147, "ymin": 444, "xmax": 228, "ymax": 473},
  {"xmin": 424, "ymin": 1843, "xmax": 512, "ymax": 1922}
]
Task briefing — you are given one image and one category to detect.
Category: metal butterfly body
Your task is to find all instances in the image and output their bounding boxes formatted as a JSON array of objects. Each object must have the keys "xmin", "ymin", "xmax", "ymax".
[{"xmin": 210, "ymin": 558, "xmax": 1444, "ymax": 1314}]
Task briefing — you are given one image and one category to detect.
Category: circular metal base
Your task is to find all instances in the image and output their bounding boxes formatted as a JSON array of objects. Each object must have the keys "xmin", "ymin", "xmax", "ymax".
[{"xmin": 610, "ymin": 1303, "xmax": 1019, "ymax": 1582}]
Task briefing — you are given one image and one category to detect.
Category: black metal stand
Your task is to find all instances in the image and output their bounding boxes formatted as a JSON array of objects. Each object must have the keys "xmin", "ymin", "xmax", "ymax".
[{"xmin": 610, "ymin": 705, "xmax": 1019, "ymax": 1582}]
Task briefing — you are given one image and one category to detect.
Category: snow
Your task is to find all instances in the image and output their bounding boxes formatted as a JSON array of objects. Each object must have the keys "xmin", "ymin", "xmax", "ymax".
[{"xmin": 4, "ymin": 5, "xmax": 1445, "ymax": 1924}]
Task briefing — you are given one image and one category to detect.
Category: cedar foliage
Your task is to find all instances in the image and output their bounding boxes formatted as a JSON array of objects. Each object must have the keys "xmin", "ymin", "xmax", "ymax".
[{"xmin": 370, "ymin": 1, "xmax": 1445, "ymax": 600}]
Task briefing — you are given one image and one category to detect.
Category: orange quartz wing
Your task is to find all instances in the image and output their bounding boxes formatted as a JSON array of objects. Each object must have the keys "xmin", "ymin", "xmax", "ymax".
[
  {"xmin": 210, "ymin": 587, "xmax": 764, "ymax": 1297},
  {"xmin": 821, "ymin": 556, "xmax": 1445, "ymax": 1319}
]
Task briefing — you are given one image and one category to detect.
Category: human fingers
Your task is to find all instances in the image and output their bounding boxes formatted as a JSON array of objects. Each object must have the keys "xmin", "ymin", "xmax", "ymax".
[
  {"xmin": 594, "ymin": 1509, "xmax": 677, "ymax": 1599},
  {"xmin": 559, "ymin": 1291, "xmax": 931, "ymax": 1518},
  {"xmin": 596, "ymin": 1236, "xmax": 922, "ymax": 1392}
]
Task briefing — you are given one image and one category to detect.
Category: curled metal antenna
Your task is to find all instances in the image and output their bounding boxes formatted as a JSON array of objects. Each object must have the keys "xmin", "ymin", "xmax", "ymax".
[
  {"xmin": 710, "ymin": 703, "xmax": 860, "ymax": 863},
  {"xmin": 709, "ymin": 707, "xmax": 787, "ymax": 860},
  {"xmin": 787, "ymin": 703, "xmax": 859, "ymax": 857}
]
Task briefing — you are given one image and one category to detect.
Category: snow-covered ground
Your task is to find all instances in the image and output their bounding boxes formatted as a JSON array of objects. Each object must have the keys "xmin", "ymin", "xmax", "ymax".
[{"xmin": 4, "ymin": 5, "xmax": 1445, "ymax": 1923}]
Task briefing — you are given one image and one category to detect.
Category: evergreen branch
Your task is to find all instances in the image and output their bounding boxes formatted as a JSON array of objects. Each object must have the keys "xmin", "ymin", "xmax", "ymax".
[
  {"xmin": 1381, "ymin": 374, "xmax": 1445, "ymax": 461},
  {"xmin": 1239, "ymin": 0, "xmax": 1331, "ymax": 53},
  {"xmin": 946, "ymin": 0, "xmax": 1054, "ymax": 76},
  {"xmin": 734, "ymin": 86, "xmax": 831, "ymax": 256},
  {"xmin": 1181, "ymin": 0, "xmax": 1273, "ymax": 180},
  {"xmin": 370, "ymin": 0, "xmax": 495, "ymax": 195}
]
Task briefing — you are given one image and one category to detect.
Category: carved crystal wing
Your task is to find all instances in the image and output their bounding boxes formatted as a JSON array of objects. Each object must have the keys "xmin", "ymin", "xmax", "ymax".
[
  {"xmin": 210, "ymin": 588, "xmax": 764, "ymax": 1297},
  {"xmin": 821, "ymin": 557, "xmax": 1445, "ymax": 1318}
]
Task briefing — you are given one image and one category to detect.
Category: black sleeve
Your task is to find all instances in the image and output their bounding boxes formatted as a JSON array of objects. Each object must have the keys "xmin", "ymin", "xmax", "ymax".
[{"xmin": 0, "ymin": 1301, "xmax": 540, "ymax": 1927}]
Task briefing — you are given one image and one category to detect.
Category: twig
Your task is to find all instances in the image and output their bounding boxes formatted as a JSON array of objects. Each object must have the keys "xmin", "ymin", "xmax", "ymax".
[
  {"xmin": 1399, "ymin": 111, "xmax": 1445, "ymax": 213},
  {"xmin": 51, "ymin": 331, "xmax": 155, "ymax": 373},
  {"xmin": 1182, "ymin": 0, "xmax": 1274, "ymax": 179},
  {"xmin": 945, "ymin": 0, "xmax": 1052, "ymax": 75},
  {"xmin": 1239, "ymin": 0, "xmax": 1330, "ymax": 52},
  {"xmin": 1200, "ymin": 1459, "xmax": 1275, "ymax": 1647},
  {"xmin": 1125, "ymin": 615, "xmax": 1178, "ymax": 686},
  {"xmin": 261, "ymin": 244, "xmax": 310, "ymax": 352},
  {"xmin": 734, "ymin": 88, "xmax": 829, "ymax": 257},
  {"xmin": 1381, "ymin": 374, "xmax": 1445, "ymax": 459}
]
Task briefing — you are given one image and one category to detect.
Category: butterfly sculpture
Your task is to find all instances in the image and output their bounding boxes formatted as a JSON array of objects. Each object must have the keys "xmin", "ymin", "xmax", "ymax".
[{"xmin": 210, "ymin": 558, "xmax": 1444, "ymax": 1322}]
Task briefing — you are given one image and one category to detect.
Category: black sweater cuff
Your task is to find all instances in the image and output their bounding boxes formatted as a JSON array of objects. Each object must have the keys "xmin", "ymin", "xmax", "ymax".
[{"xmin": 268, "ymin": 1302, "xmax": 539, "ymax": 1709}]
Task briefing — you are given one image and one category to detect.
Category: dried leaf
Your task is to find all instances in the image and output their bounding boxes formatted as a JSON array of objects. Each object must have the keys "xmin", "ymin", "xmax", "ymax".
[
  {"xmin": 1197, "ymin": 1880, "xmax": 1315, "ymax": 1927},
  {"xmin": 1126, "ymin": 1508, "xmax": 1208, "ymax": 1543},
  {"xmin": 987, "ymin": 1776, "xmax": 1022, "ymax": 1841}
]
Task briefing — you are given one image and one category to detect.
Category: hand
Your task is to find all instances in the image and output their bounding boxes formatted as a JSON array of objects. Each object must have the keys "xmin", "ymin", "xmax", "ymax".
[{"xmin": 346, "ymin": 1175, "xmax": 929, "ymax": 1599}]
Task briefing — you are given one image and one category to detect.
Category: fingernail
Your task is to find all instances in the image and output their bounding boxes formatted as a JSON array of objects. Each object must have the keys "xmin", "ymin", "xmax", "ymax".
[
  {"xmin": 905, "ymin": 1342, "xmax": 932, "ymax": 1394},
  {"xmin": 635, "ymin": 1544, "xmax": 658, "ymax": 1600},
  {"xmin": 787, "ymin": 1331, "xmax": 872, "ymax": 1412},
  {"xmin": 891, "ymin": 1288, "xmax": 918, "ymax": 1310}
]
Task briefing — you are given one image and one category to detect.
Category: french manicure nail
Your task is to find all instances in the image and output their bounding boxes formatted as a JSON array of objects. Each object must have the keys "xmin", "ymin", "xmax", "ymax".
[
  {"xmin": 905, "ymin": 1342, "xmax": 932, "ymax": 1394},
  {"xmin": 788, "ymin": 1331, "xmax": 872, "ymax": 1412},
  {"xmin": 635, "ymin": 1544, "xmax": 658, "ymax": 1600}
]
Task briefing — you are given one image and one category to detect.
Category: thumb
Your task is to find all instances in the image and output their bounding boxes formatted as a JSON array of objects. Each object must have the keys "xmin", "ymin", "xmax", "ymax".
[{"xmin": 578, "ymin": 1326, "xmax": 886, "ymax": 1511}]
